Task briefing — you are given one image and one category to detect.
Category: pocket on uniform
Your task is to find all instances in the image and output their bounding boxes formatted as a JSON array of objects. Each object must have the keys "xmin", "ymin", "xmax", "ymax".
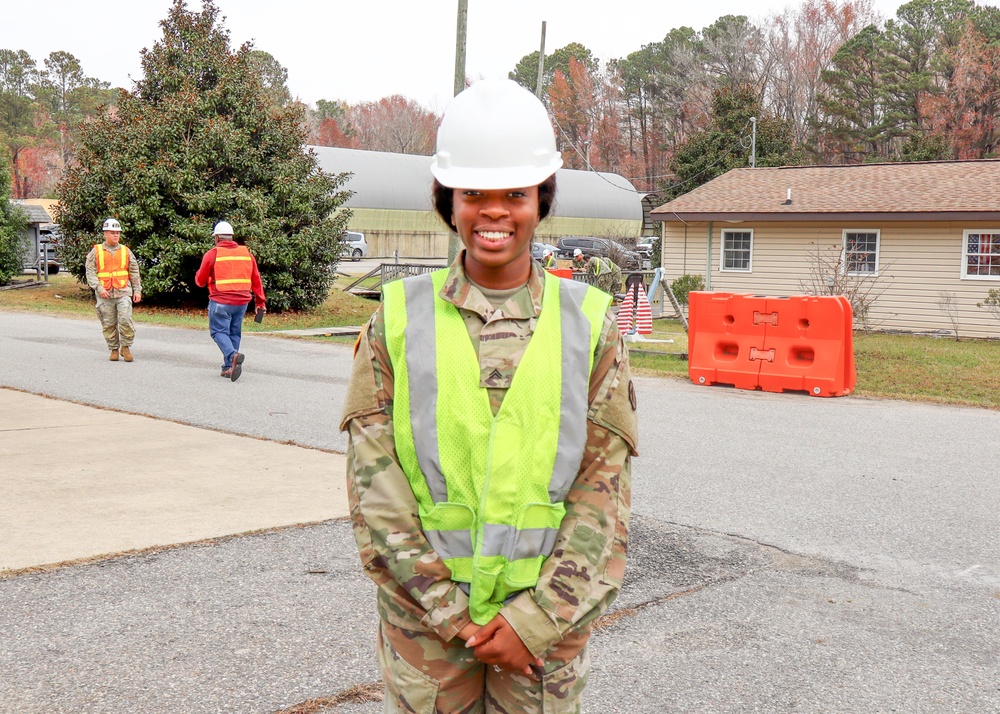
[
  {"xmin": 542, "ymin": 646, "xmax": 591, "ymax": 714},
  {"xmin": 378, "ymin": 623, "xmax": 440, "ymax": 714}
]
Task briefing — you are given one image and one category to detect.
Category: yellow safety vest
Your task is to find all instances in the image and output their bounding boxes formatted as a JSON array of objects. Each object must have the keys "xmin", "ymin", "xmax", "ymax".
[{"xmin": 383, "ymin": 268, "xmax": 610, "ymax": 623}]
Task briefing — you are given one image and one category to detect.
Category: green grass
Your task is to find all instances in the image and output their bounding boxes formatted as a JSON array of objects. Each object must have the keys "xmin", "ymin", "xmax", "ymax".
[
  {"xmin": 4, "ymin": 275, "xmax": 999, "ymax": 409},
  {"xmin": 852, "ymin": 332, "xmax": 1000, "ymax": 408},
  {"xmin": 0, "ymin": 274, "xmax": 379, "ymax": 332}
]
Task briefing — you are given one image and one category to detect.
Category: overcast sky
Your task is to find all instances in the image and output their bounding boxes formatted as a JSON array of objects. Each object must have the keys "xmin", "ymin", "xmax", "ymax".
[{"xmin": 2, "ymin": 0, "xmax": 992, "ymax": 112}]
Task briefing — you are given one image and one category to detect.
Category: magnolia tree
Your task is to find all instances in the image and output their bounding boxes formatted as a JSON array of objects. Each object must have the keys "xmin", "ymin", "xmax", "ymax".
[{"xmin": 57, "ymin": 0, "xmax": 351, "ymax": 311}]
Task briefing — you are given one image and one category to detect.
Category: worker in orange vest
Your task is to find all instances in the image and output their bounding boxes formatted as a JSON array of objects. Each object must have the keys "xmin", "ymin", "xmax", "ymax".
[
  {"xmin": 194, "ymin": 221, "xmax": 266, "ymax": 382},
  {"xmin": 84, "ymin": 218, "xmax": 142, "ymax": 362}
]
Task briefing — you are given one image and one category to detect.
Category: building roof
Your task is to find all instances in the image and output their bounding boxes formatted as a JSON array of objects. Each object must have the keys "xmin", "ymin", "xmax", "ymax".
[
  {"xmin": 309, "ymin": 146, "xmax": 641, "ymax": 221},
  {"xmin": 651, "ymin": 160, "xmax": 1000, "ymax": 222},
  {"xmin": 9, "ymin": 200, "xmax": 51, "ymax": 224}
]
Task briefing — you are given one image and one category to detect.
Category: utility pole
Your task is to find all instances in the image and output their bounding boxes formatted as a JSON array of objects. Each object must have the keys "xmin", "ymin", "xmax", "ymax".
[
  {"xmin": 454, "ymin": 0, "xmax": 467, "ymax": 97},
  {"xmin": 535, "ymin": 21, "xmax": 546, "ymax": 98},
  {"xmin": 750, "ymin": 116, "xmax": 757, "ymax": 169},
  {"xmin": 448, "ymin": 0, "xmax": 468, "ymax": 263}
]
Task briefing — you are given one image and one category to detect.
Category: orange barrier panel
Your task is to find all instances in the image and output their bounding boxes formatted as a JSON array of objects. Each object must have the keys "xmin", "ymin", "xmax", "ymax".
[
  {"xmin": 838, "ymin": 296, "xmax": 857, "ymax": 394},
  {"xmin": 756, "ymin": 296, "xmax": 856, "ymax": 397},
  {"xmin": 546, "ymin": 268, "xmax": 573, "ymax": 279},
  {"xmin": 688, "ymin": 291, "xmax": 857, "ymax": 397},
  {"xmin": 687, "ymin": 292, "xmax": 762, "ymax": 391}
]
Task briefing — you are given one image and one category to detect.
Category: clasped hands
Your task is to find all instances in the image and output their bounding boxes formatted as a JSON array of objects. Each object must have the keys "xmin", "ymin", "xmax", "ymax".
[{"xmin": 458, "ymin": 615, "xmax": 544, "ymax": 675}]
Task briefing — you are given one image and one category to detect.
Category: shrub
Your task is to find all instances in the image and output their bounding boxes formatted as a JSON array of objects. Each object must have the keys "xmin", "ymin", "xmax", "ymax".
[{"xmin": 669, "ymin": 273, "xmax": 704, "ymax": 306}]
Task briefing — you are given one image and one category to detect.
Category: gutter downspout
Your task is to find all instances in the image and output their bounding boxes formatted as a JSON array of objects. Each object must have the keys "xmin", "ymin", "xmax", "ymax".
[{"xmin": 705, "ymin": 221, "xmax": 713, "ymax": 291}]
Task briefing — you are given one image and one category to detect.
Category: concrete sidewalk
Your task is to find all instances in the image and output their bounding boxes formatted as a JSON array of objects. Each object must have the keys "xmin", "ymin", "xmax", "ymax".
[{"xmin": 0, "ymin": 388, "xmax": 348, "ymax": 572}]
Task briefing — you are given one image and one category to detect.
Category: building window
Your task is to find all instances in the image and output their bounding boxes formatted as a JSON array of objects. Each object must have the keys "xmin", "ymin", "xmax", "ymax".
[
  {"xmin": 963, "ymin": 230, "xmax": 1000, "ymax": 279},
  {"xmin": 842, "ymin": 230, "xmax": 879, "ymax": 275},
  {"xmin": 721, "ymin": 229, "xmax": 753, "ymax": 272}
]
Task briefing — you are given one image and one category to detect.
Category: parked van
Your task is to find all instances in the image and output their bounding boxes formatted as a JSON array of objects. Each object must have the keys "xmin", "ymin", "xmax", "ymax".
[{"xmin": 341, "ymin": 230, "xmax": 368, "ymax": 261}]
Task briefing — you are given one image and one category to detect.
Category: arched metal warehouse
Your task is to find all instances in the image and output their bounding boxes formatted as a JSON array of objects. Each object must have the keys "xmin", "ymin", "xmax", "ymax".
[{"xmin": 309, "ymin": 146, "xmax": 644, "ymax": 258}]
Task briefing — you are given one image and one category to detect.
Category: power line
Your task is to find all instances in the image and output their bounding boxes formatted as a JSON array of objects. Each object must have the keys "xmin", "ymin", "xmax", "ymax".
[{"xmin": 550, "ymin": 114, "xmax": 754, "ymax": 197}]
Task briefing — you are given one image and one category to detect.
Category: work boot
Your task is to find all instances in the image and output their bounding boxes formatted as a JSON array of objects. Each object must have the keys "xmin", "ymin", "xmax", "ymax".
[
  {"xmin": 109, "ymin": 349, "xmax": 119, "ymax": 361},
  {"xmin": 121, "ymin": 346, "xmax": 133, "ymax": 362},
  {"xmin": 230, "ymin": 351, "xmax": 244, "ymax": 382}
]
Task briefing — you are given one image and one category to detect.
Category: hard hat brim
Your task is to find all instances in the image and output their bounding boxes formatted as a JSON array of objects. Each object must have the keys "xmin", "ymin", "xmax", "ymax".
[{"xmin": 430, "ymin": 157, "xmax": 562, "ymax": 191}]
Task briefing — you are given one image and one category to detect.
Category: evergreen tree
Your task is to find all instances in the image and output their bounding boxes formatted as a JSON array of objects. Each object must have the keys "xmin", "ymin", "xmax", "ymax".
[
  {"xmin": 57, "ymin": 0, "xmax": 351, "ymax": 311},
  {"xmin": 815, "ymin": 25, "xmax": 901, "ymax": 162},
  {"xmin": 665, "ymin": 84, "xmax": 800, "ymax": 199},
  {"xmin": 509, "ymin": 43, "xmax": 597, "ymax": 97},
  {"xmin": 0, "ymin": 147, "xmax": 28, "ymax": 284}
]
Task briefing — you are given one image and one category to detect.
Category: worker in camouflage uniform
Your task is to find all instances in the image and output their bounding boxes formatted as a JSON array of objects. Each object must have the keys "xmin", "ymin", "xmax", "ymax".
[
  {"xmin": 573, "ymin": 248, "xmax": 622, "ymax": 298},
  {"xmin": 341, "ymin": 79, "xmax": 638, "ymax": 713},
  {"xmin": 540, "ymin": 248, "xmax": 557, "ymax": 269},
  {"xmin": 85, "ymin": 218, "xmax": 141, "ymax": 362}
]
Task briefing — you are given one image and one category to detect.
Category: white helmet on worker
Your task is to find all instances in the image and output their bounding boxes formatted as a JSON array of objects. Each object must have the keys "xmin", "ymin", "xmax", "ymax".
[
  {"xmin": 573, "ymin": 248, "xmax": 583, "ymax": 258},
  {"xmin": 212, "ymin": 221, "xmax": 234, "ymax": 237},
  {"xmin": 542, "ymin": 248, "xmax": 553, "ymax": 258},
  {"xmin": 102, "ymin": 218, "xmax": 122, "ymax": 232},
  {"xmin": 431, "ymin": 79, "xmax": 562, "ymax": 190}
]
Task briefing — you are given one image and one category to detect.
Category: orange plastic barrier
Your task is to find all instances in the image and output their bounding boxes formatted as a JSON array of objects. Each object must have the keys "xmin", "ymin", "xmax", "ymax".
[
  {"xmin": 546, "ymin": 268, "xmax": 573, "ymax": 279},
  {"xmin": 688, "ymin": 291, "xmax": 856, "ymax": 397},
  {"xmin": 687, "ymin": 292, "xmax": 764, "ymax": 391}
]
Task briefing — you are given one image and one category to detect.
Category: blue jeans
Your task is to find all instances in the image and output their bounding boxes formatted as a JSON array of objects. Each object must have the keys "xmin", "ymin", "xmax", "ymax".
[{"xmin": 208, "ymin": 300, "xmax": 248, "ymax": 369}]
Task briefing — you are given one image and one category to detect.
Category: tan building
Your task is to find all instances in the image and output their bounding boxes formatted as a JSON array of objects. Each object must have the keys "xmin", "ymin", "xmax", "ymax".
[{"xmin": 652, "ymin": 160, "xmax": 1000, "ymax": 339}]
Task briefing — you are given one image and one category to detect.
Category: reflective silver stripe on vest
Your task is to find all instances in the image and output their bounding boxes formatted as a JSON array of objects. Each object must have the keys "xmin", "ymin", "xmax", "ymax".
[
  {"xmin": 549, "ymin": 278, "xmax": 592, "ymax": 502},
  {"xmin": 403, "ymin": 274, "xmax": 448, "ymax": 503},
  {"xmin": 482, "ymin": 523, "xmax": 559, "ymax": 560},
  {"xmin": 425, "ymin": 528, "xmax": 474, "ymax": 559}
]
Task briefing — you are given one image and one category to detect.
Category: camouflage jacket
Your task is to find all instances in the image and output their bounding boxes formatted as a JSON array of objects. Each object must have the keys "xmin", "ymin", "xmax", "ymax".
[
  {"xmin": 586, "ymin": 257, "xmax": 622, "ymax": 296},
  {"xmin": 340, "ymin": 254, "xmax": 639, "ymax": 659}
]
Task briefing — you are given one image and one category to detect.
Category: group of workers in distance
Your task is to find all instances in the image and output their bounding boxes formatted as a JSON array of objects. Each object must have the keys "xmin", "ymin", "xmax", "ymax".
[
  {"xmin": 84, "ymin": 77, "xmax": 635, "ymax": 713},
  {"xmin": 540, "ymin": 246, "xmax": 625, "ymax": 298},
  {"xmin": 85, "ymin": 218, "xmax": 266, "ymax": 381}
]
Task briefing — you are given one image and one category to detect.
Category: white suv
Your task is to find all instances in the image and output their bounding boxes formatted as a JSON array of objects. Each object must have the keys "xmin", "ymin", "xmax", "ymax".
[{"xmin": 342, "ymin": 230, "xmax": 368, "ymax": 261}]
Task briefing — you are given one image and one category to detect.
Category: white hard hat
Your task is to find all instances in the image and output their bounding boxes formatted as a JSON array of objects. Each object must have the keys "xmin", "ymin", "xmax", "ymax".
[
  {"xmin": 213, "ymin": 221, "xmax": 234, "ymax": 237},
  {"xmin": 542, "ymin": 249, "xmax": 552, "ymax": 258},
  {"xmin": 573, "ymin": 248, "xmax": 583, "ymax": 257},
  {"xmin": 431, "ymin": 79, "xmax": 562, "ymax": 190},
  {"xmin": 102, "ymin": 218, "xmax": 122, "ymax": 232}
]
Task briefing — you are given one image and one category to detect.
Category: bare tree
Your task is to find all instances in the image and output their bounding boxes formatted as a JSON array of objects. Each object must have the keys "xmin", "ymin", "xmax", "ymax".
[
  {"xmin": 798, "ymin": 242, "xmax": 891, "ymax": 332},
  {"xmin": 763, "ymin": 0, "xmax": 880, "ymax": 144},
  {"xmin": 936, "ymin": 291, "xmax": 962, "ymax": 340}
]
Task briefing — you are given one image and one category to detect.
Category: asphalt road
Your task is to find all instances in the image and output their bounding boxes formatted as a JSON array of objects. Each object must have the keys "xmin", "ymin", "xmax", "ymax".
[{"xmin": 1, "ymin": 310, "xmax": 998, "ymax": 713}]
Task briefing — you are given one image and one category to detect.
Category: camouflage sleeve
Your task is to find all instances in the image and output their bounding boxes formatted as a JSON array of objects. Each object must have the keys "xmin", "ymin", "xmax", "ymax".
[
  {"xmin": 128, "ymin": 248, "xmax": 141, "ymax": 292},
  {"xmin": 500, "ymin": 307, "xmax": 637, "ymax": 659},
  {"xmin": 85, "ymin": 249, "xmax": 99, "ymax": 291},
  {"xmin": 343, "ymin": 311, "xmax": 474, "ymax": 642}
]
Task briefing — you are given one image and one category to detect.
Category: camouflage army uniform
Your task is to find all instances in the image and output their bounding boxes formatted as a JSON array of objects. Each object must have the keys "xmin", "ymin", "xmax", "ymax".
[
  {"xmin": 340, "ymin": 253, "xmax": 638, "ymax": 714},
  {"xmin": 585, "ymin": 257, "xmax": 622, "ymax": 297},
  {"xmin": 85, "ymin": 243, "xmax": 142, "ymax": 350}
]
